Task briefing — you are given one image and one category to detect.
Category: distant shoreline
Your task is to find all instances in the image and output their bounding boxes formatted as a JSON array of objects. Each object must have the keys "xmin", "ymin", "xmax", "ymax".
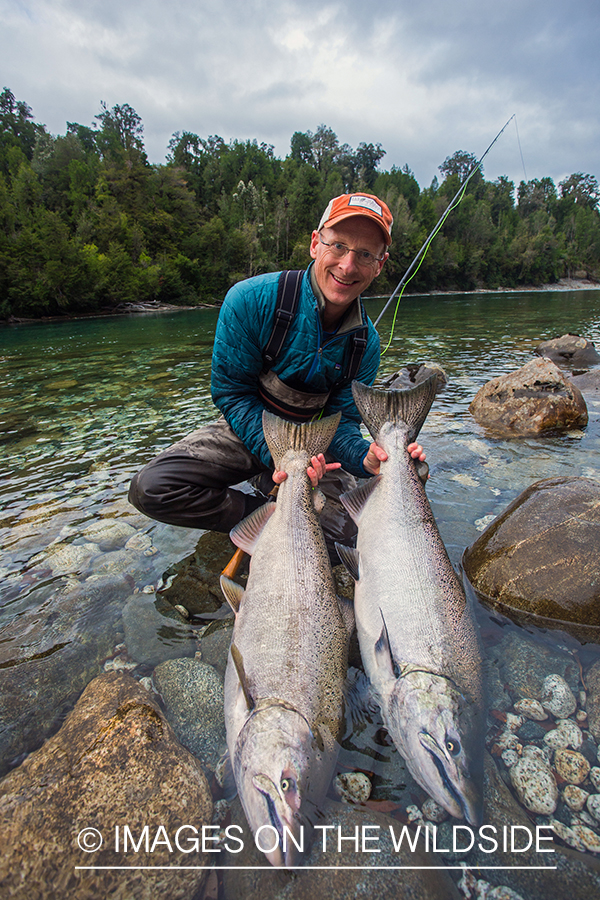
[{"xmin": 3, "ymin": 278, "xmax": 599, "ymax": 326}]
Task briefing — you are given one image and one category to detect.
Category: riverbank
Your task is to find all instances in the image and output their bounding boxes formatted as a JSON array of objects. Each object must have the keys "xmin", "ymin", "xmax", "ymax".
[{"xmin": 3, "ymin": 278, "xmax": 599, "ymax": 326}]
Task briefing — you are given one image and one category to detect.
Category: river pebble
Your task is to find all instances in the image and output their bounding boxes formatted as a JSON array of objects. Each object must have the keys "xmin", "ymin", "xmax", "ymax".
[
  {"xmin": 421, "ymin": 797, "xmax": 448, "ymax": 822},
  {"xmin": 541, "ymin": 674, "xmax": 578, "ymax": 718},
  {"xmin": 590, "ymin": 768, "xmax": 600, "ymax": 792},
  {"xmin": 513, "ymin": 698, "xmax": 547, "ymax": 721},
  {"xmin": 509, "ymin": 756, "xmax": 558, "ymax": 814},
  {"xmin": 333, "ymin": 772, "xmax": 371, "ymax": 804},
  {"xmin": 81, "ymin": 519, "xmax": 137, "ymax": 551},
  {"xmin": 572, "ymin": 823, "xmax": 600, "ymax": 853},
  {"xmin": 587, "ymin": 794, "xmax": 600, "ymax": 822},
  {"xmin": 554, "ymin": 749, "xmax": 591, "ymax": 785},
  {"xmin": 544, "ymin": 719, "xmax": 583, "ymax": 751},
  {"xmin": 563, "ymin": 784, "xmax": 589, "ymax": 811},
  {"xmin": 550, "ymin": 818, "xmax": 588, "ymax": 852}
]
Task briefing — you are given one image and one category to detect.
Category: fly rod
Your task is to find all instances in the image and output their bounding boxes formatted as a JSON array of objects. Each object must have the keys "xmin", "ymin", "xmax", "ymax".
[{"xmin": 374, "ymin": 114, "xmax": 516, "ymax": 333}]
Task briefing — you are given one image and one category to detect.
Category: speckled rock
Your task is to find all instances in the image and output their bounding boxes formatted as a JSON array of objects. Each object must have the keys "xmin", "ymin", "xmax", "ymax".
[
  {"xmin": 122, "ymin": 591, "xmax": 197, "ymax": 666},
  {"xmin": 421, "ymin": 797, "xmax": 449, "ymax": 822},
  {"xmin": 545, "ymin": 720, "xmax": 583, "ymax": 751},
  {"xmin": 510, "ymin": 755, "xmax": 558, "ymax": 814},
  {"xmin": 555, "ymin": 749, "xmax": 591, "ymax": 785},
  {"xmin": 465, "ymin": 753, "xmax": 600, "ymax": 899},
  {"xmin": 514, "ymin": 698, "xmax": 548, "ymax": 721},
  {"xmin": 587, "ymin": 794, "xmax": 600, "ymax": 822},
  {"xmin": 586, "ymin": 659, "xmax": 600, "ymax": 742},
  {"xmin": 333, "ymin": 771, "xmax": 372, "ymax": 804},
  {"xmin": 152, "ymin": 657, "xmax": 226, "ymax": 772},
  {"xmin": 542, "ymin": 675, "xmax": 578, "ymax": 718},
  {"xmin": 563, "ymin": 785, "xmax": 590, "ymax": 812},
  {"xmin": 221, "ymin": 797, "xmax": 462, "ymax": 900},
  {"xmin": 572, "ymin": 823, "xmax": 600, "ymax": 853},
  {"xmin": 590, "ymin": 768, "xmax": 600, "ymax": 793},
  {"xmin": 0, "ymin": 672, "xmax": 212, "ymax": 899}
]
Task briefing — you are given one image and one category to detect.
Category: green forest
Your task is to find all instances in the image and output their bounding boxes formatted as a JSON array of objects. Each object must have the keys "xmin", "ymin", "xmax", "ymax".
[{"xmin": 1, "ymin": 88, "xmax": 599, "ymax": 319}]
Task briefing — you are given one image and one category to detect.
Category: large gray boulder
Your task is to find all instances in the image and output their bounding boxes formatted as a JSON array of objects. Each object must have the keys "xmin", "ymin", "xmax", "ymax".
[
  {"xmin": 463, "ymin": 476, "xmax": 600, "ymax": 640},
  {"xmin": 469, "ymin": 358, "xmax": 588, "ymax": 436},
  {"xmin": 535, "ymin": 333, "xmax": 600, "ymax": 370},
  {"xmin": 0, "ymin": 672, "xmax": 213, "ymax": 899}
]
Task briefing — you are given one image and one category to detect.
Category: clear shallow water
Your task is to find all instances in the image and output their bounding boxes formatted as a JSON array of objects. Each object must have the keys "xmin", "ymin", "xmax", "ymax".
[
  {"xmin": 2, "ymin": 291, "xmax": 600, "ymax": 886},
  {"xmin": 1, "ymin": 290, "xmax": 600, "ymax": 617}
]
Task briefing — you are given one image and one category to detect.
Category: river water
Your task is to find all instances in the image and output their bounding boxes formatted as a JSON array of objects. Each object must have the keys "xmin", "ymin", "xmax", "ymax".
[{"xmin": 1, "ymin": 289, "xmax": 600, "ymax": 893}]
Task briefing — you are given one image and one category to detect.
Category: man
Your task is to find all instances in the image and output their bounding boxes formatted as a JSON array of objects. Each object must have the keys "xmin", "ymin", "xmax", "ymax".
[{"xmin": 128, "ymin": 193, "xmax": 424, "ymax": 554}]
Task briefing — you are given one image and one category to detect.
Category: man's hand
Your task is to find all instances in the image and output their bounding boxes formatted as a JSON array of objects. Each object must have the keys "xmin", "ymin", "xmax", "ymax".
[
  {"xmin": 273, "ymin": 453, "xmax": 342, "ymax": 488},
  {"xmin": 362, "ymin": 441, "xmax": 426, "ymax": 476}
]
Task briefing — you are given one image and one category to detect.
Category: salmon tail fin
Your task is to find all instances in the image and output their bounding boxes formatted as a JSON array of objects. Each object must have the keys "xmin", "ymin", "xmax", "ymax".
[
  {"xmin": 262, "ymin": 411, "xmax": 341, "ymax": 470},
  {"xmin": 351, "ymin": 376, "xmax": 437, "ymax": 443}
]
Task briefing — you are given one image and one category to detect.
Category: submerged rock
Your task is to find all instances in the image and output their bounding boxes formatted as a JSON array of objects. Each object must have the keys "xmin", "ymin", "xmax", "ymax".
[
  {"xmin": 0, "ymin": 575, "xmax": 130, "ymax": 777},
  {"xmin": 221, "ymin": 797, "xmax": 462, "ymax": 900},
  {"xmin": 379, "ymin": 362, "xmax": 448, "ymax": 393},
  {"xmin": 0, "ymin": 672, "xmax": 212, "ymax": 900},
  {"xmin": 463, "ymin": 476, "xmax": 600, "ymax": 640},
  {"xmin": 152, "ymin": 657, "xmax": 226, "ymax": 772},
  {"xmin": 469, "ymin": 358, "xmax": 588, "ymax": 436},
  {"xmin": 122, "ymin": 592, "xmax": 197, "ymax": 666},
  {"xmin": 535, "ymin": 334, "xmax": 600, "ymax": 370},
  {"xmin": 159, "ymin": 530, "xmax": 237, "ymax": 615}
]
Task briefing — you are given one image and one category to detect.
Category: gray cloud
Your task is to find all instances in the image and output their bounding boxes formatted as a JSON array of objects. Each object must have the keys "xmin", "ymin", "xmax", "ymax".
[{"xmin": 2, "ymin": 0, "xmax": 598, "ymax": 189}]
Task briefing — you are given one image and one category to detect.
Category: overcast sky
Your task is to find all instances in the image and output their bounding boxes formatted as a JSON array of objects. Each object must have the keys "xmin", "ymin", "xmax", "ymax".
[{"xmin": 2, "ymin": 0, "xmax": 599, "ymax": 190}]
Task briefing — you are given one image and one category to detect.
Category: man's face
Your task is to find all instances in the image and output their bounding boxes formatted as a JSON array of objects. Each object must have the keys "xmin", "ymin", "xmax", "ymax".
[{"xmin": 309, "ymin": 217, "xmax": 388, "ymax": 318}]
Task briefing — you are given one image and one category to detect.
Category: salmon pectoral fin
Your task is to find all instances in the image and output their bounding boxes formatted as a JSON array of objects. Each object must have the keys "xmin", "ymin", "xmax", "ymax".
[
  {"xmin": 220, "ymin": 574, "xmax": 245, "ymax": 614},
  {"xmin": 230, "ymin": 500, "xmax": 276, "ymax": 554},
  {"xmin": 374, "ymin": 613, "xmax": 396, "ymax": 680},
  {"xmin": 339, "ymin": 476, "xmax": 381, "ymax": 523},
  {"xmin": 230, "ymin": 642, "xmax": 255, "ymax": 711},
  {"xmin": 335, "ymin": 543, "xmax": 360, "ymax": 581}
]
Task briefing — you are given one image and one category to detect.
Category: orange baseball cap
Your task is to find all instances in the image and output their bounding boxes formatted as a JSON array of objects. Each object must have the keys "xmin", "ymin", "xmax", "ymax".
[{"xmin": 318, "ymin": 193, "xmax": 393, "ymax": 245}]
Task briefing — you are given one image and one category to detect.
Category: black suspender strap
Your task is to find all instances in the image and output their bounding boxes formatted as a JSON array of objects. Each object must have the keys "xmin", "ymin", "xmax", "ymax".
[
  {"xmin": 263, "ymin": 268, "xmax": 369, "ymax": 380},
  {"xmin": 263, "ymin": 269, "xmax": 304, "ymax": 366},
  {"xmin": 345, "ymin": 327, "xmax": 368, "ymax": 382}
]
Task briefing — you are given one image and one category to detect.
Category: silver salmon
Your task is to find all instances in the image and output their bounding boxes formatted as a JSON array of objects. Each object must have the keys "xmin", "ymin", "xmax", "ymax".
[
  {"xmin": 220, "ymin": 410, "xmax": 352, "ymax": 867},
  {"xmin": 337, "ymin": 378, "xmax": 484, "ymax": 826}
]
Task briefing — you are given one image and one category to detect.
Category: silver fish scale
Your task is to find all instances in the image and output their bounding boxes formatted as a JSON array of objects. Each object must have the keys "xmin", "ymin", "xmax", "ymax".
[
  {"xmin": 230, "ymin": 450, "xmax": 348, "ymax": 744},
  {"xmin": 354, "ymin": 421, "xmax": 481, "ymax": 706}
]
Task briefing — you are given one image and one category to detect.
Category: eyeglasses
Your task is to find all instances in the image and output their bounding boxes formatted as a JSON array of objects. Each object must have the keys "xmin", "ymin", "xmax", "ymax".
[{"xmin": 318, "ymin": 234, "xmax": 386, "ymax": 268}]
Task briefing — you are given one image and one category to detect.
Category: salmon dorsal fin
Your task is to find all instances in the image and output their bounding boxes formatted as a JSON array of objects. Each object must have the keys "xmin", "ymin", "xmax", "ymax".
[
  {"xmin": 352, "ymin": 376, "xmax": 437, "ymax": 443},
  {"xmin": 335, "ymin": 543, "xmax": 360, "ymax": 581},
  {"xmin": 262, "ymin": 411, "xmax": 341, "ymax": 470},
  {"xmin": 230, "ymin": 642, "xmax": 254, "ymax": 711},
  {"xmin": 339, "ymin": 476, "xmax": 380, "ymax": 524},
  {"xmin": 219, "ymin": 574, "xmax": 245, "ymax": 614},
  {"xmin": 230, "ymin": 501, "xmax": 276, "ymax": 554}
]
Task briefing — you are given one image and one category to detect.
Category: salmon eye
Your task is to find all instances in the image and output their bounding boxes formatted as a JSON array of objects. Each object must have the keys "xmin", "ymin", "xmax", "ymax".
[
  {"xmin": 281, "ymin": 777, "xmax": 294, "ymax": 792},
  {"xmin": 446, "ymin": 738, "xmax": 461, "ymax": 757}
]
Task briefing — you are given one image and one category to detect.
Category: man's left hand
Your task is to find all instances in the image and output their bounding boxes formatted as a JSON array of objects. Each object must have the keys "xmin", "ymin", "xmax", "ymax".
[{"xmin": 362, "ymin": 441, "xmax": 426, "ymax": 476}]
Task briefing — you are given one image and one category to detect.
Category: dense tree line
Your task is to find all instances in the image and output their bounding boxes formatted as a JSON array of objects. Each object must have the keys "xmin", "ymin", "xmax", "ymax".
[{"xmin": 1, "ymin": 88, "xmax": 599, "ymax": 318}]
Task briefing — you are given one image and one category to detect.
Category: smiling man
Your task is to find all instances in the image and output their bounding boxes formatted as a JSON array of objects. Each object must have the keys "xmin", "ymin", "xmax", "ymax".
[{"xmin": 129, "ymin": 193, "xmax": 424, "ymax": 556}]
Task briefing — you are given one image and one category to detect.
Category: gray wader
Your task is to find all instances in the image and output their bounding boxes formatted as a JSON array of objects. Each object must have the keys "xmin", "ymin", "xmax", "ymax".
[{"xmin": 128, "ymin": 416, "xmax": 358, "ymax": 557}]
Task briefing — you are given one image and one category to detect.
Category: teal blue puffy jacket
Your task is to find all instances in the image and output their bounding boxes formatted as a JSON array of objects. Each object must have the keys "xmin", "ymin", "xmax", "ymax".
[{"xmin": 211, "ymin": 265, "xmax": 380, "ymax": 477}]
